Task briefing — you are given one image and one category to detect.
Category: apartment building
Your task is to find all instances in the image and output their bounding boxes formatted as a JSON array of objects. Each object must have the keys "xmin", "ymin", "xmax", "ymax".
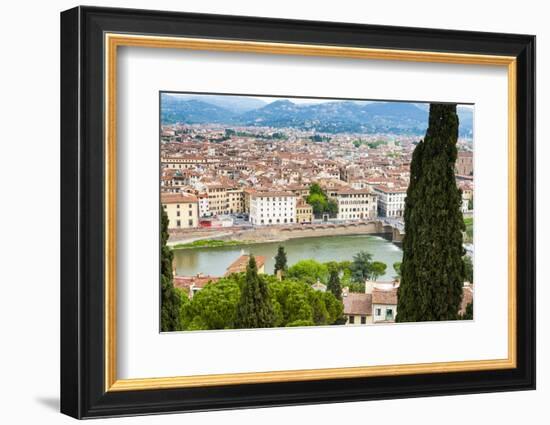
[
  {"xmin": 249, "ymin": 191, "xmax": 297, "ymax": 226},
  {"xmin": 334, "ymin": 188, "xmax": 378, "ymax": 220},
  {"xmin": 161, "ymin": 192, "xmax": 199, "ymax": 229},
  {"xmin": 373, "ymin": 185, "xmax": 407, "ymax": 218}
]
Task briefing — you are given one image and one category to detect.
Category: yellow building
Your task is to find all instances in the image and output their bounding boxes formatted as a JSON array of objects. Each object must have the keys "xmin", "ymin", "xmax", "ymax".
[
  {"xmin": 161, "ymin": 192, "xmax": 199, "ymax": 229},
  {"xmin": 296, "ymin": 199, "xmax": 313, "ymax": 223},
  {"xmin": 204, "ymin": 184, "xmax": 245, "ymax": 216}
]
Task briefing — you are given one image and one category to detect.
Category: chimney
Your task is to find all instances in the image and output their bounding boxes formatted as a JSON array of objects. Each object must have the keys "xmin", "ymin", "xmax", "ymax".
[{"xmin": 365, "ymin": 280, "xmax": 375, "ymax": 294}]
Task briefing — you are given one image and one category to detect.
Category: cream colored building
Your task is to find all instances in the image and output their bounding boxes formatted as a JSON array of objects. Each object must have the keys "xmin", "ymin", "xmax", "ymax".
[
  {"xmin": 334, "ymin": 188, "xmax": 377, "ymax": 220},
  {"xmin": 343, "ymin": 293, "xmax": 373, "ymax": 325},
  {"xmin": 161, "ymin": 192, "xmax": 199, "ymax": 229},
  {"xmin": 368, "ymin": 282, "xmax": 398, "ymax": 323},
  {"xmin": 204, "ymin": 184, "xmax": 245, "ymax": 216}
]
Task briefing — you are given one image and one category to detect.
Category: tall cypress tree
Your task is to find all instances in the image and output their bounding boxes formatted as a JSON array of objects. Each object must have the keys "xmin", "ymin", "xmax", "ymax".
[
  {"xmin": 235, "ymin": 255, "xmax": 275, "ymax": 329},
  {"xmin": 274, "ymin": 245, "xmax": 288, "ymax": 276},
  {"xmin": 396, "ymin": 104, "xmax": 465, "ymax": 322},
  {"xmin": 160, "ymin": 206, "xmax": 182, "ymax": 331},
  {"xmin": 327, "ymin": 268, "xmax": 342, "ymax": 301}
]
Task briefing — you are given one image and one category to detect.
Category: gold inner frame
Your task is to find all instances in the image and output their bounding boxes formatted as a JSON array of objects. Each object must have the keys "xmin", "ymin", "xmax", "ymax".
[{"xmin": 104, "ymin": 33, "xmax": 517, "ymax": 392}]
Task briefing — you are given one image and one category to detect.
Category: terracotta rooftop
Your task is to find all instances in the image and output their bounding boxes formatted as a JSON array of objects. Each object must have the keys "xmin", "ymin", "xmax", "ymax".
[
  {"xmin": 373, "ymin": 185, "xmax": 407, "ymax": 194},
  {"xmin": 343, "ymin": 293, "xmax": 372, "ymax": 316},
  {"xmin": 249, "ymin": 191, "xmax": 296, "ymax": 198},
  {"xmin": 225, "ymin": 255, "xmax": 266, "ymax": 276},
  {"xmin": 173, "ymin": 274, "xmax": 220, "ymax": 290},
  {"xmin": 372, "ymin": 288, "xmax": 398, "ymax": 305},
  {"xmin": 161, "ymin": 192, "xmax": 198, "ymax": 204}
]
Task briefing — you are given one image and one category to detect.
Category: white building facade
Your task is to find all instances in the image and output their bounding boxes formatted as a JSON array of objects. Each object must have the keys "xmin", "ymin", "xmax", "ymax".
[
  {"xmin": 373, "ymin": 185, "xmax": 407, "ymax": 218},
  {"xmin": 249, "ymin": 192, "xmax": 297, "ymax": 226}
]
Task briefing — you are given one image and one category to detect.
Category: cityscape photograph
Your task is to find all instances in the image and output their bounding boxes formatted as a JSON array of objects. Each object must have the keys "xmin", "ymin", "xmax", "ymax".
[{"xmin": 159, "ymin": 92, "xmax": 475, "ymax": 332}]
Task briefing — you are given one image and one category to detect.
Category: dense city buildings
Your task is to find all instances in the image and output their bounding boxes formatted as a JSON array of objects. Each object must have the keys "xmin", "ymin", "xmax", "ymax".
[
  {"xmin": 455, "ymin": 151, "xmax": 474, "ymax": 176},
  {"xmin": 160, "ymin": 123, "xmax": 473, "ymax": 229}
]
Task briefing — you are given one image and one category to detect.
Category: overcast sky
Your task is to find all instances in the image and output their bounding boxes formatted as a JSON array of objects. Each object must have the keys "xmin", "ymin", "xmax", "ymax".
[{"xmin": 166, "ymin": 93, "xmax": 473, "ymax": 108}]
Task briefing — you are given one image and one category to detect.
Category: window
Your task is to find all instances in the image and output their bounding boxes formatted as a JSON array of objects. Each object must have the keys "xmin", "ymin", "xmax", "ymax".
[
  {"xmin": 176, "ymin": 211, "xmax": 180, "ymax": 217},
  {"xmin": 386, "ymin": 309, "xmax": 394, "ymax": 320},
  {"xmin": 349, "ymin": 316, "xmax": 355, "ymax": 324},
  {"xmin": 361, "ymin": 316, "xmax": 366, "ymax": 324},
  {"xmin": 177, "ymin": 204, "xmax": 180, "ymax": 208},
  {"xmin": 188, "ymin": 219, "xmax": 193, "ymax": 226},
  {"xmin": 189, "ymin": 210, "xmax": 192, "ymax": 217},
  {"xmin": 176, "ymin": 220, "xmax": 181, "ymax": 228},
  {"xmin": 376, "ymin": 308, "xmax": 381, "ymax": 316}
]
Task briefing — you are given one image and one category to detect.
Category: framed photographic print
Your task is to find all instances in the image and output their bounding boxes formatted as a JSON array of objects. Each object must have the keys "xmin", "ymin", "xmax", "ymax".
[{"xmin": 60, "ymin": 6, "xmax": 536, "ymax": 419}]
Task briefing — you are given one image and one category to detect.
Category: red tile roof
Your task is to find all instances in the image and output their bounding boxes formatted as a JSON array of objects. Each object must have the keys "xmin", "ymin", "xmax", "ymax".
[
  {"xmin": 225, "ymin": 255, "xmax": 266, "ymax": 275},
  {"xmin": 372, "ymin": 288, "xmax": 398, "ymax": 305},
  {"xmin": 343, "ymin": 293, "xmax": 372, "ymax": 316},
  {"xmin": 173, "ymin": 274, "xmax": 220, "ymax": 290},
  {"xmin": 161, "ymin": 192, "xmax": 198, "ymax": 204}
]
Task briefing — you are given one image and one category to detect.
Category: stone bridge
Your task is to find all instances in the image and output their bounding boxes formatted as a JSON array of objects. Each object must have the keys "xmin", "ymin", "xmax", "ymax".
[
  {"xmin": 271, "ymin": 220, "xmax": 404, "ymax": 243},
  {"xmin": 169, "ymin": 219, "xmax": 404, "ymax": 244}
]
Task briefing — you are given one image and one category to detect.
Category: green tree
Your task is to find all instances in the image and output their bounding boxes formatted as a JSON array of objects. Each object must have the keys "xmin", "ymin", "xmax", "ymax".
[
  {"xmin": 459, "ymin": 302, "xmax": 474, "ymax": 320},
  {"xmin": 349, "ymin": 251, "xmax": 374, "ymax": 282},
  {"xmin": 306, "ymin": 183, "xmax": 338, "ymax": 218},
  {"xmin": 393, "ymin": 261, "xmax": 402, "ymax": 279},
  {"xmin": 347, "ymin": 281, "xmax": 366, "ymax": 293},
  {"xmin": 327, "ymin": 268, "xmax": 342, "ymax": 301},
  {"xmin": 463, "ymin": 256, "xmax": 474, "ymax": 283},
  {"xmin": 369, "ymin": 261, "xmax": 387, "ymax": 281},
  {"xmin": 274, "ymin": 246, "xmax": 288, "ymax": 276},
  {"xmin": 160, "ymin": 206, "xmax": 183, "ymax": 332},
  {"xmin": 326, "ymin": 199, "xmax": 338, "ymax": 217},
  {"xmin": 180, "ymin": 278, "xmax": 240, "ymax": 330},
  {"xmin": 269, "ymin": 278, "xmax": 343, "ymax": 326},
  {"xmin": 307, "ymin": 193, "xmax": 327, "ymax": 217},
  {"xmin": 309, "ymin": 183, "xmax": 324, "ymax": 195},
  {"xmin": 235, "ymin": 256, "xmax": 275, "ymax": 329},
  {"xmin": 287, "ymin": 259, "xmax": 329, "ymax": 284},
  {"xmin": 397, "ymin": 104, "xmax": 465, "ymax": 322}
]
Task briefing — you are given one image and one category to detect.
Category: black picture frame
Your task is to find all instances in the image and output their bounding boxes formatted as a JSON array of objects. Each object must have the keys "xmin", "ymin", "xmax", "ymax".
[{"xmin": 61, "ymin": 5, "xmax": 536, "ymax": 419}]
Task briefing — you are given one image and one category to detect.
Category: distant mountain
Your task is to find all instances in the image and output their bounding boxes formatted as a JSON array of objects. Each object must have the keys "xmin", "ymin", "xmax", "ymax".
[
  {"xmin": 161, "ymin": 95, "xmax": 473, "ymax": 137},
  {"xmin": 161, "ymin": 98, "xmax": 235, "ymax": 124},
  {"xmin": 164, "ymin": 94, "xmax": 267, "ymax": 113}
]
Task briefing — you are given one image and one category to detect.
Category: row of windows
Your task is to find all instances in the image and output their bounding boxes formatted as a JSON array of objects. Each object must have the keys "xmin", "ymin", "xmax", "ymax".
[
  {"xmin": 175, "ymin": 219, "xmax": 195, "ymax": 227},
  {"xmin": 256, "ymin": 197, "xmax": 295, "ymax": 202},
  {"xmin": 348, "ymin": 315, "xmax": 367, "ymax": 325},
  {"xmin": 347, "ymin": 308, "xmax": 395, "ymax": 323},
  {"xmin": 176, "ymin": 211, "xmax": 194, "ymax": 217},
  {"xmin": 341, "ymin": 207, "xmax": 371, "ymax": 212},
  {"xmin": 339, "ymin": 200, "xmax": 371, "ymax": 205},
  {"xmin": 256, "ymin": 218, "xmax": 294, "ymax": 224}
]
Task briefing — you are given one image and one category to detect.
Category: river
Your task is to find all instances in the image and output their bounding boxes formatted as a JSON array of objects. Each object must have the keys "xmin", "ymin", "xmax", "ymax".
[{"xmin": 172, "ymin": 234, "xmax": 403, "ymax": 281}]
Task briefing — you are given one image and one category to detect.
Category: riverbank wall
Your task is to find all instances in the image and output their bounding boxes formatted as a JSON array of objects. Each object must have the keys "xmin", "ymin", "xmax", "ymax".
[{"xmin": 168, "ymin": 220, "xmax": 404, "ymax": 245}]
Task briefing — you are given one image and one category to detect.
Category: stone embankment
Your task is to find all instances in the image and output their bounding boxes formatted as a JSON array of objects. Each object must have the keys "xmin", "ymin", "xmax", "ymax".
[{"xmin": 168, "ymin": 220, "xmax": 404, "ymax": 245}]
